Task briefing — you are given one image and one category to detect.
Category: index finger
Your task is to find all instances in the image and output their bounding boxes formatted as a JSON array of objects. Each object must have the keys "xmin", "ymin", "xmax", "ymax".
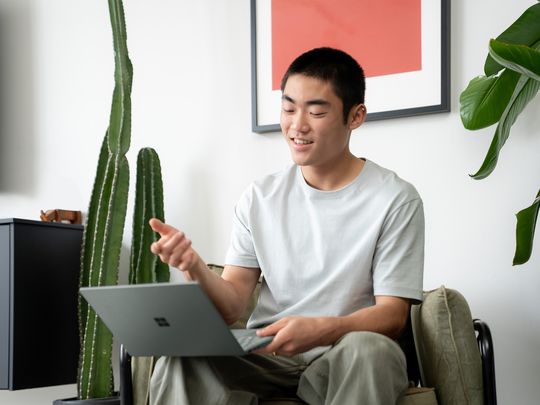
[
  {"xmin": 255, "ymin": 334, "xmax": 283, "ymax": 355},
  {"xmin": 256, "ymin": 318, "xmax": 285, "ymax": 337},
  {"xmin": 149, "ymin": 218, "xmax": 177, "ymax": 236}
]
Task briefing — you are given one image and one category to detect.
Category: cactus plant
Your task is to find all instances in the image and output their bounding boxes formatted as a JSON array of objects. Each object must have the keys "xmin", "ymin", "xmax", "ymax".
[
  {"xmin": 130, "ymin": 148, "xmax": 169, "ymax": 285},
  {"xmin": 78, "ymin": 0, "xmax": 132, "ymax": 398},
  {"xmin": 128, "ymin": 148, "xmax": 169, "ymax": 405},
  {"xmin": 78, "ymin": 135, "xmax": 129, "ymax": 400},
  {"xmin": 77, "ymin": 0, "xmax": 168, "ymax": 401}
]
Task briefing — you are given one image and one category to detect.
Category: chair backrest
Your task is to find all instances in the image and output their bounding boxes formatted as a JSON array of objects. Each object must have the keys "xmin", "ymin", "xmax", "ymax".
[{"xmin": 411, "ymin": 286, "xmax": 485, "ymax": 405}]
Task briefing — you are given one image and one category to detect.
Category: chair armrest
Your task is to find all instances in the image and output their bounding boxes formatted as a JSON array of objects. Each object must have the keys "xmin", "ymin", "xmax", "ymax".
[
  {"xmin": 473, "ymin": 319, "xmax": 497, "ymax": 405},
  {"xmin": 119, "ymin": 344, "xmax": 133, "ymax": 405}
]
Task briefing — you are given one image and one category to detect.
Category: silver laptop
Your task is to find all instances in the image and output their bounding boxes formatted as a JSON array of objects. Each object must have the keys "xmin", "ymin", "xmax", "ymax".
[{"xmin": 79, "ymin": 282, "xmax": 273, "ymax": 357}]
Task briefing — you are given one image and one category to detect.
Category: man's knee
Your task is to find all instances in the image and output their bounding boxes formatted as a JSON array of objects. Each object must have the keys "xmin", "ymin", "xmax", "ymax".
[
  {"xmin": 333, "ymin": 331, "xmax": 406, "ymax": 368},
  {"xmin": 298, "ymin": 332, "xmax": 409, "ymax": 403}
]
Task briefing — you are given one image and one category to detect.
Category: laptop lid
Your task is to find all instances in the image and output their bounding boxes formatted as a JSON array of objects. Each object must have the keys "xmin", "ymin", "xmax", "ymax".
[{"xmin": 80, "ymin": 282, "xmax": 246, "ymax": 357}]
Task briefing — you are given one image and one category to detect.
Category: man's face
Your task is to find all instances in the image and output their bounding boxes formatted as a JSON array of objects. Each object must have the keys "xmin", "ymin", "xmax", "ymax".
[{"xmin": 280, "ymin": 74, "xmax": 362, "ymax": 169}]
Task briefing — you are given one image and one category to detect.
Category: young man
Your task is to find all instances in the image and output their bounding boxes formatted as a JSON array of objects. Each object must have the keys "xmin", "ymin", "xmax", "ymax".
[{"xmin": 149, "ymin": 47, "xmax": 424, "ymax": 405}]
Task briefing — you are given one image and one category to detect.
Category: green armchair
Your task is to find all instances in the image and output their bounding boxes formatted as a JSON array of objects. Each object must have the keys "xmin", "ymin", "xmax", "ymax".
[{"xmin": 119, "ymin": 265, "xmax": 496, "ymax": 405}]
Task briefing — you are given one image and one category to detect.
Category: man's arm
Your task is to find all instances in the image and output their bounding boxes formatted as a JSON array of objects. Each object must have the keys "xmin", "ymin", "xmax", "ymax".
[
  {"xmin": 149, "ymin": 218, "xmax": 260, "ymax": 324},
  {"xmin": 256, "ymin": 296, "xmax": 410, "ymax": 357},
  {"xmin": 220, "ymin": 265, "xmax": 261, "ymax": 324}
]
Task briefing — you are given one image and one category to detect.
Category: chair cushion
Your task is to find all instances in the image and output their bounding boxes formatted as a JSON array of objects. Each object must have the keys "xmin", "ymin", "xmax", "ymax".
[{"xmin": 411, "ymin": 286, "xmax": 483, "ymax": 405}]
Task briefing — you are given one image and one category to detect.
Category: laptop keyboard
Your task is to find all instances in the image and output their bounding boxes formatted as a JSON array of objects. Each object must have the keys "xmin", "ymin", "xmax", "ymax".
[{"xmin": 231, "ymin": 329, "xmax": 273, "ymax": 352}]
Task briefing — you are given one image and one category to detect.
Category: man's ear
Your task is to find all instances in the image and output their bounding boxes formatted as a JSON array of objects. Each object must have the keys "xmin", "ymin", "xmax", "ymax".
[{"xmin": 348, "ymin": 104, "xmax": 367, "ymax": 130}]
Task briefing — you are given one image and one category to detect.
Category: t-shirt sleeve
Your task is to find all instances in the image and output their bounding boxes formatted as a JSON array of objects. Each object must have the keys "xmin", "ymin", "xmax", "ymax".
[
  {"xmin": 224, "ymin": 188, "xmax": 260, "ymax": 268},
  {"xmin": 372, "ymin": 197, "xmax": 425, "ymax": 303}
]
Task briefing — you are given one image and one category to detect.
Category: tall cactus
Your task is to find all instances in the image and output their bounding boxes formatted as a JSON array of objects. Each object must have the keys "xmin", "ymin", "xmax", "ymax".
[
  {"xmin": 128, "ymin": 148, "xmax": 169, "ymax": 405},
  {"xmin": 78, "ymin": 0, "xmax": 132, "ymax": 399}
]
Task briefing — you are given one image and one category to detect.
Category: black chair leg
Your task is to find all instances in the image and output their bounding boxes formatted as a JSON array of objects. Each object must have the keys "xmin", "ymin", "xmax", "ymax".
[
  {"xmin": 119, "ymin": 344, "xmax": 133, "ymax": 405},
  {"xmin": 473, "ymin": 319, "xmax": 497, "ymax": 405}
]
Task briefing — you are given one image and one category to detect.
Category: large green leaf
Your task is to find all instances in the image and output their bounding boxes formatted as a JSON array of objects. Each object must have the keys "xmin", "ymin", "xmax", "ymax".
[
  {"xmin": 470, "ymin": 74, "xmax": 540, "ymax": 179},
  {"xmin": 484, "ymin": 3, "xmax": 540, "ymax": 75},
  {"xmin": 489, "ymin": 39, "xmax": 540, "ymax": 81},
  {"xmin": 514, "ymin": 191, "xmax": 540, "ymax": 265},
  {"xmin": 459, "ymin": 69, "xmax": 520, "ymax": 130}
]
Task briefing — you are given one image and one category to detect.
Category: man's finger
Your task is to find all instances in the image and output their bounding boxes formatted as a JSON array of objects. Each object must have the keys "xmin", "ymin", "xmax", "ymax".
[
  {"xmin": 150, "ymin": 241, "xmax": 161, "ymax": 254},
  {"xmin": 149, "ymin": 218, "xmax": 176, "ymax": 236},
  {"xmin": 255, "ymin": 336, "xmax": 280, "ymax": 354},
  {"xmin": 149, "ymin": 218, "xmax": 163, "ymax": 232},
  {"xmin": 257, "ymin": 319, "xmax": 284, "ymax": 337},
  {"xmin": 160, "ymin": 231, "xmax": 187, "ymax": 252}
]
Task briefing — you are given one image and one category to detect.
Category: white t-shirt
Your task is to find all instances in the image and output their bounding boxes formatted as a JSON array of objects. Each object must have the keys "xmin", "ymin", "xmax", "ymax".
[{"xmin": 225, "ymin": 159, "xmax": 424, "ymax": 329}]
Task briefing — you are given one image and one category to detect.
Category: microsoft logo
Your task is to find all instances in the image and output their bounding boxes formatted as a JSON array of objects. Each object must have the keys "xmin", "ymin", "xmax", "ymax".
[{"xmin": 154, "ymin": 317, "xmax": 170, "ymax": 327}]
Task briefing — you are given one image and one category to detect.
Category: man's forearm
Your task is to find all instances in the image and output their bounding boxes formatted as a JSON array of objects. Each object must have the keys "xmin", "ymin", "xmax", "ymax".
[
  {"xmin": 318, "ymin": 298, "xmax": 410, "ymax": 345},
  {"xmin": 183, "ymin": 258, "xmax": 245, "ymax": 324}
]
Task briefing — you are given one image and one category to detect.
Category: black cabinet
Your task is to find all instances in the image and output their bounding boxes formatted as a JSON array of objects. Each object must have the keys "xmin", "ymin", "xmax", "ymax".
[{"xmin": 0, "ymin": 218, "xmax": 83, "ymax": 390}]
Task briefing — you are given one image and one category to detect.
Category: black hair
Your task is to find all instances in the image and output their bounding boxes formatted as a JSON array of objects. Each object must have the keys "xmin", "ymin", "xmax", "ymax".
[{"xmin": 280, "ymin": 47, "xmax": 366, "ymax": 123}]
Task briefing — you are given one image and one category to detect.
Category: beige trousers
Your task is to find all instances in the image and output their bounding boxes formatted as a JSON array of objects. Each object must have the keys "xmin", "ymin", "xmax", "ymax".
[{"xmin": 149, "ymin": 331, "xmax": 409, "ymax": 405}]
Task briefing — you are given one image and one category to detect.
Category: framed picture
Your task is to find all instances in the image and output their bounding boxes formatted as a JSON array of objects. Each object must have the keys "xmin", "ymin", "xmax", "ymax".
[{"xmin": 250, "ymin": 0, "xmax": 450, "ymax": 133}]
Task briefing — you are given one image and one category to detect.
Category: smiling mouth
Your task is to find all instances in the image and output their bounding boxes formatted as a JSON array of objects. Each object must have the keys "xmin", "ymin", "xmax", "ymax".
[{"xmin": 291, "ymin": 138, "xmax": 314, "ymax": 145}]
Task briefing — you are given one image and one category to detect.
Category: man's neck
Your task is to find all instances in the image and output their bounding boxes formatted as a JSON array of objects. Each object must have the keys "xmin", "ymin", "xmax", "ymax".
[{"xmin": 300, "ymin": 155, "xmax": 365, "ymax": 191}]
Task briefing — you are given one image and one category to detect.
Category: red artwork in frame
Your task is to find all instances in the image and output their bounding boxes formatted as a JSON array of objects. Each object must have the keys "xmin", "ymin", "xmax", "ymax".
[{"xmin": 271, "ymin": 0, "xmax": 422, "ymax": 90}]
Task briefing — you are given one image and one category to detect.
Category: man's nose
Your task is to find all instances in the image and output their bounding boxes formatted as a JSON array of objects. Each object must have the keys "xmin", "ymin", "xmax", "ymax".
[{"xmin": 291, "ymin": 112, "xmax": 309, "ymax": 133}]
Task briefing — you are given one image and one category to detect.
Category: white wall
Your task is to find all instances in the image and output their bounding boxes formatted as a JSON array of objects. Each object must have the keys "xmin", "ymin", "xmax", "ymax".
[{"xmin": 1, "ymin": 0, "xmax": 539, "ymax": 404}]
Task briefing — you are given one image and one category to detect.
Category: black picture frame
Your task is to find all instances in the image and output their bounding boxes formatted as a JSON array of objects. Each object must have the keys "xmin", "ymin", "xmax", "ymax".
[{"xmin": 250, "ymin": 0, "xmax": 450, "ymax": 133}]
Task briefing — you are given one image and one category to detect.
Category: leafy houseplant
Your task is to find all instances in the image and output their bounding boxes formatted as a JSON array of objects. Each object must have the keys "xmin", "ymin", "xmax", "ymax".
[
  {"xmin": 54, "ymin": 0, "xmax": 168, "ymax": 403},
  {"xmin": 460, "ymin": 2, "xmax": 540, "ymax": 265}
]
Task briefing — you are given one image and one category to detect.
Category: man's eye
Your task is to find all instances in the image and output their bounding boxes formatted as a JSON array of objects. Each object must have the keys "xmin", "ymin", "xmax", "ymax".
[
  {"xmin": 310, "ymin": 112, "xmax": 326, "ymax": 117},
  {"xmin": 283, "ymin": 108, "xmax": 295, "ymax": 113}
]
